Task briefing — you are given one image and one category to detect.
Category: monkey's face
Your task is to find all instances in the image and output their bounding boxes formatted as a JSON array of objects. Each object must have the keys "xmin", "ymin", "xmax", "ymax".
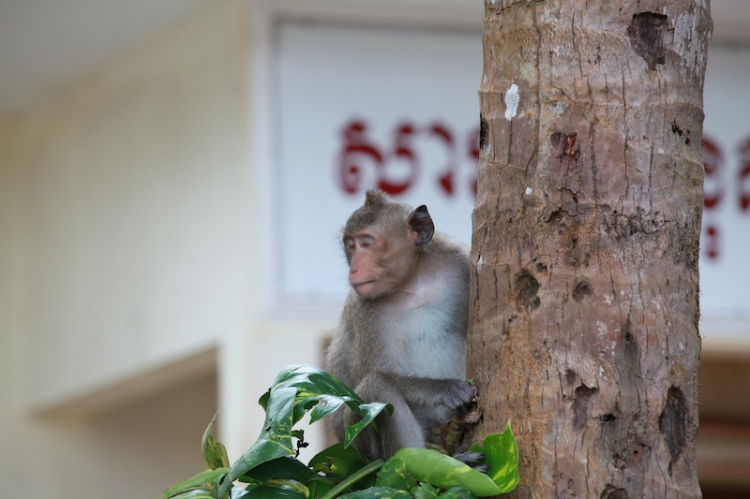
[{"xmin": 344, "ymin": 228, "xmax": 416, "ymax": 299}]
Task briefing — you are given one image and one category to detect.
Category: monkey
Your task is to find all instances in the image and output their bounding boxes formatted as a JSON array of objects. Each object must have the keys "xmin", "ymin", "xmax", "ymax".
[{"xmin": 326, "ymin": 189, "xmax": 474, "ymax": 460}]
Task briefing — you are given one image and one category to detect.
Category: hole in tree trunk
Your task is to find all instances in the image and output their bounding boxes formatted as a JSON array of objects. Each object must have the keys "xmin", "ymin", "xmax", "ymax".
[
  {"xmin": 599, "ymin": 413, "xmax": 616, "ymax": 423},
  {"xmin": 572, "ymin": 280, "xmax": 593, "ymax": 302},
  {"xmin": 659, "ymin": 386, "xmax": 688, "ymax": 461},
  {"xmin": 479, "ymin": 115, "xmax": 488, "ymax": 150},
  {"xmin": 600, "ymin": 484, "xmax": 630, "ymax": 499},
  {"xmin": 514, "ymin": 271, "xmax": 540, "ymax": 312},
  {"xmin": 627, "ymin": 12, "xmax": 667, "ymax": 70},
  {"xmin": 572, "ymin": 384, "xmax": 598, "ymax": 430}
]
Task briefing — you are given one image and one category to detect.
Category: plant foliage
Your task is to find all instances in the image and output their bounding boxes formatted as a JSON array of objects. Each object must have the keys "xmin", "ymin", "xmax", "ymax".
[{"xmin": 160, "ymin": 365, "xmax": 518, "ymax": 499}]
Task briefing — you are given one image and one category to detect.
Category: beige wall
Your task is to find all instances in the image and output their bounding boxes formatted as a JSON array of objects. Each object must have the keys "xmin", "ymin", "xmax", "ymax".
[
  {"xmin": 0, "ymin": 1, "xmax": 334, "ymax": 496},
  {"xmin": 17, "ymin": 0, "xmax": 251, "ymax": 410},
  {"xmin": 0, "ymin": 1, "xmax": 270, "ymax": 497}
]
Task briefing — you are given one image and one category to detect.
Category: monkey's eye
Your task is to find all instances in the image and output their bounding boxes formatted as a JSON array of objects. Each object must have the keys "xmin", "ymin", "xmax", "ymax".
[
  {"xmin": 358, "ymin": 235, "xmax": 375, "ymax": 248},
  {"xmin": 344, "ymin": 237, "xmax": 356, "ymax": 252}
]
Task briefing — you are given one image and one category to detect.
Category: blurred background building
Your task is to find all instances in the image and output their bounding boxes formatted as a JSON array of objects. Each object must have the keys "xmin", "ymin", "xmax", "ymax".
[{"xmin": 0, "ymin": 0, "xmax": 748, "ymax": 497}]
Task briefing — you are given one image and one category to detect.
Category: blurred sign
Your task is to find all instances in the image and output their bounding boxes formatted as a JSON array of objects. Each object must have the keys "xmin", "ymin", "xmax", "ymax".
[
  {"xmin": 701, "ymin": 47, "xmax": 750, "ymax": 322},
  {"xmin": 272, "ymin": 21, "xmax": 750, "ymax": 326},
  {"xmin": 274, "ymin": 22, "xmax": 481, "ymax": 305}
]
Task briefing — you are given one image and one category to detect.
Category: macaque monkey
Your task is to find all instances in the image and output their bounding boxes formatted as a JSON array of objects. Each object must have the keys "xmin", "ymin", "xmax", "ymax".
[{"xmin": 326, "ymin": 190, "xmax": 473, "ymax": 460}]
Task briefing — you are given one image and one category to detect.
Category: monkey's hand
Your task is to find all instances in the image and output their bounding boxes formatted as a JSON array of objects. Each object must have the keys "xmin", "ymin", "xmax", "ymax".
[
  {"xmin": 440, "ymin": 379, "xmax": 476, "ymax": 414},
  {"xmin": 430, "ymin": 380, "xmax": 477, "ymax": 434},
  {"xmin": 388, "ymin": 375, "xmax": 474, "ymax": 411}
]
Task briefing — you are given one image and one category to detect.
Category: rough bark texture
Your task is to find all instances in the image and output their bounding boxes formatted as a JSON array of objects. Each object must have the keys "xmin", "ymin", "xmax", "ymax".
[{"xmin": 468, "ymin": 1, "xmax": 711, "ymax": 497}]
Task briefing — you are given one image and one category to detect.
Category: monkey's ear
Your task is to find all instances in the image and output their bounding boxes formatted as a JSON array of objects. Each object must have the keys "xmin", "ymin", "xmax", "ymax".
[{"xmin": 407, "ymin": 205, "xmax": 435, "ymax": 246}]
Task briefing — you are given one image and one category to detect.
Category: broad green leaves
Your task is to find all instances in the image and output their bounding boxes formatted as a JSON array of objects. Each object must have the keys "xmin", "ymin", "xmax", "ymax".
[
  {"xmin": 161, "ymin": 469, "xmax": 228, "ymax": 498},
  {"xmin": 219, "ymin": 385, "xmax": 298, "ymax": 496},
  {"xmin": 388, "ymin": 422, "xmax": 519, "ymax": 498},
  {"xmin": 468, "ymin": 422, "xmax": 519, "ymax": 494},
  {"xmin": 219, "ymin": 366, "xmax": 392, "ymax": 498},
  {"xmin": 202, "ymin": 417, "xmax": 230, "ymax": 470},
  {"xmin": 160, "ymin": 364, "xmax": 518, "ymax": 499},
  {"xmin": 337, "ymin": 486, "xmax": 413, "ymax": 498},
  {"xmin": 258, "ymin": 364, "xmax": 392, "ymax": 449},
  {"xmin": 310, "ymin": 443, "xmax": 371, "ymax": 482},
  {"xmin": 375, "ymin": 456, "xmax": 417, "ymax": 491},
  {"xmin": 393, "ymin": 449, "xmax": 497, "ymax": 497},
  {"xmin": 242, "ymin": 479, "xmax": 309, "ymax": 498}
]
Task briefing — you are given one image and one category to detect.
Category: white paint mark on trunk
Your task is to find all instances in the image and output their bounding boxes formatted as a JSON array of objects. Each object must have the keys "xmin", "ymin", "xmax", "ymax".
[
  {"xmin": 597, "ymin": 321, "xmax": 609, "ymax": 337},
  {"xmin": 504, "ymin": 83, "xmax": 520, "ymax": 121}
]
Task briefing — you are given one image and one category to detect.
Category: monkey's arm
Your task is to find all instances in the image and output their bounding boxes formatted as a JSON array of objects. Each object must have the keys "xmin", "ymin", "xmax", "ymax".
[
  {"xmin": 325, "ymin": 340, "xmax": 357, "ymax": 442},
  {"xmin": 375, "ymin": 373, "xmax": 474, "ymax": 411},
  {"xmin": 326, "ymin": 339, "xmax": 355, "ymax": 391},
  {"xmin": 326, "ymin": 298, "xmax": 360, "ymax": 389}
]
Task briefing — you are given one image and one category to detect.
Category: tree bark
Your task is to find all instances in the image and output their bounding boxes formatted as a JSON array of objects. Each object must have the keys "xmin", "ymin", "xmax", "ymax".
[{"xmin": 468, "ymin": 1, "xmax": 711, "ymax": 497}]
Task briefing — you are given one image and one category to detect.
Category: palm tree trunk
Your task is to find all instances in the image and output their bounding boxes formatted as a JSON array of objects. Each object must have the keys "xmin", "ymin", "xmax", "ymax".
[{"xmin": 468, "ymin": 0, "xmax": 712, "ymax": 496}]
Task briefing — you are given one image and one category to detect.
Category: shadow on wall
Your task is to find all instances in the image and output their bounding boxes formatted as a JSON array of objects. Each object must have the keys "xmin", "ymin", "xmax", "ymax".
[{"xmin": 30, "ymin": 352, "xmax": 218, "ymax": 498}]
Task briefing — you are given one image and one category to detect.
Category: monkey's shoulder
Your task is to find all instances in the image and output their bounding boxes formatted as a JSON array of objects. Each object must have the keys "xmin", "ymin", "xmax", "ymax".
[
  {"xmin": 421, "ymin": 231, "xmax": 468, "ymax": 267},
  {"xmin": 427, "ymin": 233, "xmax": 469, "ymax": 259}
]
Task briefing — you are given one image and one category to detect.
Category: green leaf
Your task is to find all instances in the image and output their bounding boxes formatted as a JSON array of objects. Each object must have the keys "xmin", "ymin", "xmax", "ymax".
[
  {"xmin": 343, "ymin": 402, "xmax": 392, "ymax": 448},
  {"xmin": 414, "ymin": 483, "xmax": 440, "ymax": 499},
  {"xmin": 231, "ymin": 486, "xmax": 253, "ymax": 499},
  {"xmin": 469, "ymin": 422, "xmax": 519, "ymax": 494},
  {"xmin": 306, "ymin": 476, "xmax": 335, "ymax": 498},
  {"xmin": 166, "ymin": 489, "xmax": 214, "ymax": 499},
  {"xmin": 220, "ymin": 386, "xmax": 298, "ymax": 497},
  {"xmin": 394, "ymin": 448, "xmax": 501, "ymax": 497},
  {"xmin": 438, "ymin": 488, "xmax": 477, "ymax": 499},
  {"xmin": 320, "ymin": 459, "xmax": 385, "ymax": 499},
  {"xmin": 240, "ymin": 456, "xmax": 319, "ymax": 484},
  {"xmin": 375, "ymin": 456, "xmax": 417, "ymax": 491},
  {"xmin": 337, "ymin": 486, "xmax": 413, "ymax": 499},
  {"xmin": 260, "ymin": 365, "xmax": 393, "ymax": 433},
  {"xmin": 260, "ymin": 365, "xmax": 362, "ymax": 425},
  {"xmin": 221, "ymin": 365, "xmax": 395, "ymax": 498},
  {"xmin": 309, "ymin": 442, "xmax": 370, "ymax": 481},
  {"xmin": 202, "ymin": 416, "xmax": 230, "ymax": 469},
  {"xmin": 161, "ymin": 468, "xmax": 229, "ymax": 498},
  {"xmin": 242, "ymin": 479, "xmax": 309, "ymax": 499},
  {"xmin": 308, "ymin": 395, "xmax": 348, "ymax": 424}
]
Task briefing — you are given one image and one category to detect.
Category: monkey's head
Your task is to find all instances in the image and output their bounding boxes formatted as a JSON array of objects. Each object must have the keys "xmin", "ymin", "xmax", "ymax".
[{"xmin": 342, "ymin": 190, "xmax": 435, "ymax": 299}]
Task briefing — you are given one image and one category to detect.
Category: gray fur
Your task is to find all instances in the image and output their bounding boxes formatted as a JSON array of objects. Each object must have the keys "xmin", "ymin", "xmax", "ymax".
[{"xmin": 326, "ymin": 191, "xmax": 472, "ymax": 460}]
